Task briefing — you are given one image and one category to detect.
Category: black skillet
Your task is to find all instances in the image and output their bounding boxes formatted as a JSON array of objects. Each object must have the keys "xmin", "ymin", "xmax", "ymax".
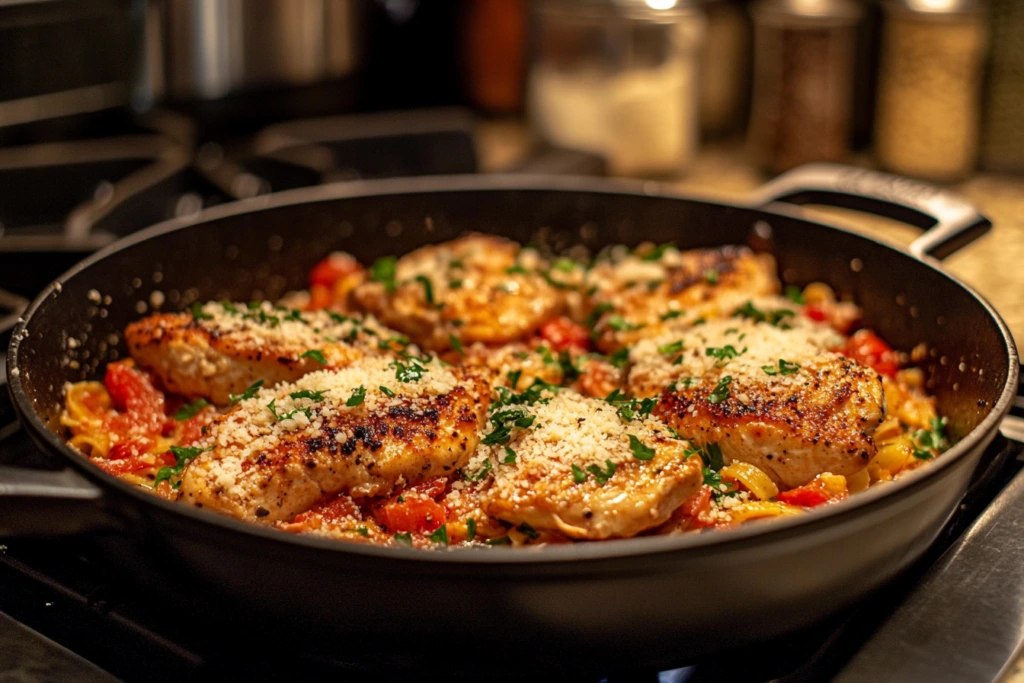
[{"xmin": 0, "ymin": 164, "xmax": 1017, "ymax": 675}]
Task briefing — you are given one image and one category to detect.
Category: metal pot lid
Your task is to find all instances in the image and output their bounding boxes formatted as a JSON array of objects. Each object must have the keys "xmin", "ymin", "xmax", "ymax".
[{"xmin": 751, "ymin": 0, "xmax": 863, "ymax": 27}]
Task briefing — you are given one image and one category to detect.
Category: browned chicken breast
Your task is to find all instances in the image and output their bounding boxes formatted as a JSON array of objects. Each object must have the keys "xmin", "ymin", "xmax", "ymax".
[
  {"xmin": 466, "ymin": 391, "xmax": 702, "ymax": 540},
  {"xmin": 349, "ymin": 234, "xmax": 566, "ymax": 351},
  {"xmin": 628, "ymin": 314, "xmax": 884, "ymax": 489},
  {"xmin": 585, "ymin": 245, "xmax": 780, "ymax": 353},
  {"xmin": 125, "ymin": 302, "xmax": 398, "ymax": 405},
  {"xmin": 178, "ymin": 356, "xmax": 491, "ymax": 524}
]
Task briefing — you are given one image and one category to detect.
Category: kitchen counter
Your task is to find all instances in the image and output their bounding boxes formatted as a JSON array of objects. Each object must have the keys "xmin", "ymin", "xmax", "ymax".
[{"xmin": 478, "ymin": 121, "xmax": 1024, "ymax": 346}]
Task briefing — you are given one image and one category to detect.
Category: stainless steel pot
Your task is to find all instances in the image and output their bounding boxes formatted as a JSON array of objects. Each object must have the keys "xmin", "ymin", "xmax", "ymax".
[{"xmin": 151, "ymin": 0, "xmax": 364, "ymax": 101}]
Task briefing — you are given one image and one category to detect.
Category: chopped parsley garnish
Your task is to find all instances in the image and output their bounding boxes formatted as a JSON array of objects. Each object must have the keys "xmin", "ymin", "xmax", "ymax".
[
  {"xmin": 428, "ymin": 524, "xmax": 449, "ymax": 546},
  {"xmin": 482, "ymin": 409, "xmax": 536, "ymax": 445},
  {"xmin": 605, "ymin": 389, "xmax": 655, "ymax": 422},
  {"xmin": 642, "ymin": 242, "xmax": 675, "ymax": 261},
  {"xmin": 558, "ymin": 350, "xmax": 580, "ymax": 383},
  {"xmin": 658, "ymin": 340, "xmax": 684, "ymax": 356},
  {"xmin": 290, "ymin": 389, "xmax": 327, "ymax": 401},
  {"xmin": 706, "ymin": 345, "xmax": 744, "ymax": 366},
  {"xmin": 485, "ymin": 536, "xmax": 511, "ymax": 546},
  {"xmin": 390, "ymin": 359, "xmax": 429, "ymax": 383},
  {"xmin": 572, "ymin": 464, "xmax": 588, "ymax": 484},
  {"xmin": 221, "ymin": 301, "xmax": 240, "ymax": 314},
  {"xmin": 502, "ymin": 446, "xmax": 517, "ymax": 464},
  {"xmin": 379, "ymin": 385, "xmax": 396, "ymax": 397},
  {"xmin": 449, "ymin": 280, "xmax": 464, "ymax": 289},
  {"xmin": 329, "ymin": 312, "xmax": 350, "ymax": 324},
  {"xmin": 371, "ymin": 256, "xmax": 398, "ymax": 292},
  {"xmin": 586, "ymin": 459, "xmax": 617, "ymax": 485},
  {"xmin": 356, "ymin": 527, "xmax": 369, "ymax": 536},
  {"xmin": 607, "ymin": 315, "xmax": 644, "ymax": 332},
  {"xmin": 346, "ymin": 385, "xmax": 366, "ymax": 406},
  {"xmin": 586, "ymin": 302, "xmax": 613, "ymax": 329},
  {"xmin": 378, "ymin": 334, "xmax": 411, "ymax": 351},
  {"xmin": 785, "ymin": 285, "xmax": 806, "ymax": 304},
  {"xmin": 608, "ymin": 347, "xmax": 630, "ymax": 369},
  {"xmin": 660, "ymin": 310, "xmax": 684, "ymax": 321},
  {"xmin": 247, "ymin": 301, "xmax": 261, "ymax": 310},
  {"xmin": 173, "ymin": 398, "xmax": 209, "ymax": 421},
  {"xmin": 734, "ymin": 301, "xmax": 795, "ymax": 327},
  {"xmin": 153, "ymin": 446, "xmax": 211, "ymax": 490},
  {"xmin": 491, "ymin": 378, "xmax": 559, "ymax": 410},
  {"xmin": 267, "ymin": 398, "xmax": 311, "ymax": 422},
  {"xmin": 301, "ymin": 349, "xmax": 327, "ymax": 365},
  {"xmin": 229, "ymin": 380, "xmax": 263, "ymax": 404},
  {"xmin": 449, "ymin": 334, "xmax": 464, "ymax": 354},
  {"xmin": 190, "ymin": 301, "xmax": 212, "ymax": 320},
  {"xmin": 705, "ymin": 269, "xmax": 719, "ymax": 284},
  {"xmin": 553, "ymin": 257, "xmax": 576, "ymax": 272},
  {"xmin": 507, "ymin": 370, "xmax": 522, "ymax": 389},
  {"xmin": 285, "ymin": 309, "xmax": 307, "ymax": 323},
  {"xmin": 762, "ymin": 359, "xmax": 802, "ymax": 376},
  {"xmin": 707, "ymin": 376, "xmax": 732, "ymax": 404},
  {"xmin": 517, "ymin": 522, "xmax": 539, "ymax": 539},
  {"xmin": 628, "ymin": 435, "xmax": 656, "ymax": 461},
  {"xmin": 506, "ymin": 264, "xmax": 529, "ymax": 275},
  {"xmin": 394, "ymin": 532, "xmax": 412, "ymax": 545},
  {"xmin": 415, "ymin": 275, "xmax": 434, "ymax": 304},
  {"xmin": 913, "ymin": 416, "xmax": 948, "ymax": 460},
  {"xmin": 463, "ymin": 459, "xmax": 493, "ymax": 481},
  {"xmin": 467, "ymin": 518, "xmax": 477, "ymax": 542}
]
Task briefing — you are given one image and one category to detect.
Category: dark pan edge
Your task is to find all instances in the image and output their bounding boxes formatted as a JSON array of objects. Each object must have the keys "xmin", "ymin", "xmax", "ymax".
[{"xmin": 6, "ymin": 174, "xmax": 1019, "ymax": 565}]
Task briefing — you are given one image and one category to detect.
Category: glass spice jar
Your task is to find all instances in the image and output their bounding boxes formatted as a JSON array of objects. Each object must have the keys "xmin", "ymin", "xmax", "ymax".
[
  {"xmin": 748, "ymin": 0, "xmax": 863, "ymax": 174},
  {"xmin": 527, "ymin": 0, "xmax": 707, "ymax": 177},
  {"xmin": 874, "ymin": 0, "xmax": 988, "ymax": 182}
]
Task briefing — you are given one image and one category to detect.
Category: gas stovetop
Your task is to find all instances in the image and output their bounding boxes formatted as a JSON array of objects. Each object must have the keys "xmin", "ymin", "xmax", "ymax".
[{"xmin": 1, "ymin": 108, "xmax": 1023, "ymax": 683}]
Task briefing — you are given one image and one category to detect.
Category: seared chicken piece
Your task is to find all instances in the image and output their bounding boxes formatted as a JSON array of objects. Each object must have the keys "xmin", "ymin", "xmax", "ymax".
[
  {"xmin": 125, "ymin": 302, "xmax": 398, "ymax": 405},
  {"xmin": 628, "ymin": 315, "xmax": 884, "ymax": 489},
  {"xmin": 471, "ymin": 391, "xmax": 702, "ymax": 540},
  {"xmin": 179, "ymin": 356, "xmax": 491, "ymax": 524},
  {"xmin": 350, "ymin": 234, "xmax": 566, "ymax": 351},
  {"xmin": 586, "ymin": 245, "xmax": 779, "ymax": 353}
]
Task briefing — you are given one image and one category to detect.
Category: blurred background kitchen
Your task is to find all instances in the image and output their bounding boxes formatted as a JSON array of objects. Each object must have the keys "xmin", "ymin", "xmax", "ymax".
[{"xmin": 2, "ymin": 0, "xmax": 1023, "ymax": 343}]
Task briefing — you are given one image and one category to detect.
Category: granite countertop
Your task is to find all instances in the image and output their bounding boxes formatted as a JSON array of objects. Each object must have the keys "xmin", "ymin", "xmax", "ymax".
[{"xmin": 477, "ymin": 121, "xmax": 1024, "ymax": 346}]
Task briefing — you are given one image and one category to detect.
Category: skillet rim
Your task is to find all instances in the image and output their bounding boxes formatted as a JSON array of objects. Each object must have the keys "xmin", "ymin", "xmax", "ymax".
[{"xmin": 7, "ymin": 174, "xmax": 1019, "ymax": 565}]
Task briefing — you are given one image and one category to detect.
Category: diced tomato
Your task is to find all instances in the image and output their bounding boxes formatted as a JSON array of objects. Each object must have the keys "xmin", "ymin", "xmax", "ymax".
[
  {"xmin": 776, "ymin": 487, "xmax": 831, "ymax": 508},
  {"xmin": 376, "ymin": 498, "xmax": 446, "ymax": 533},
  {"xmin": 681, "ymin": 485, "xmax": 713, "ymax": 519},
  {"xmin": 842, "ymin": 329, "xmax": 899, "ymax": 377},
  {"xmin": 103, "ymin": 361, "xmax": 170, "ymax": 436},
  {"xmin": 95, "ymin": 446, "xmax": 174, "ymax": 476},
  {"xmin": 804, "ymin": 303, "xmax": 827, "ymax": 322},
  {"xmin": 539, "ymin": 316, "xmax": 592, "ymax": 352},
  {"xmin": 177, "ymin": 408, "xmax": 215, "ymax": 445},
  {"xmin": 373, "ymin": 477, "xmax": 448, "ymax": 533},
  {"xmin": 309, "ymin": 252, "xmax": 361, "ymax": 289},
  {"xmin": 108, "ymin": 437, "xmax": 154, "ymax": 460}
]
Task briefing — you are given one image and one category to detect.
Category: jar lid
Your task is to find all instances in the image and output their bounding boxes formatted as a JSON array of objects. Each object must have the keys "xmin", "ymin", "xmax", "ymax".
[
  {"xmin": 751, "ymin": 0, "xmax": 863, "ymax": 27},
  {"xmin": 882, "ymin": 0, "xmax": 985, "ymax": 16}
]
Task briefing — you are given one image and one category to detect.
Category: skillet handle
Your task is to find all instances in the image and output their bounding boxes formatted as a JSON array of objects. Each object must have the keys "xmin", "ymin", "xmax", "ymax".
[
  {"xmin": 0, "ymin": 465, "xmax": 118, "ymax": 536},
  {"xmin": 750, "ymin": 163, "xmax": 991, "ymax": 261}
]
